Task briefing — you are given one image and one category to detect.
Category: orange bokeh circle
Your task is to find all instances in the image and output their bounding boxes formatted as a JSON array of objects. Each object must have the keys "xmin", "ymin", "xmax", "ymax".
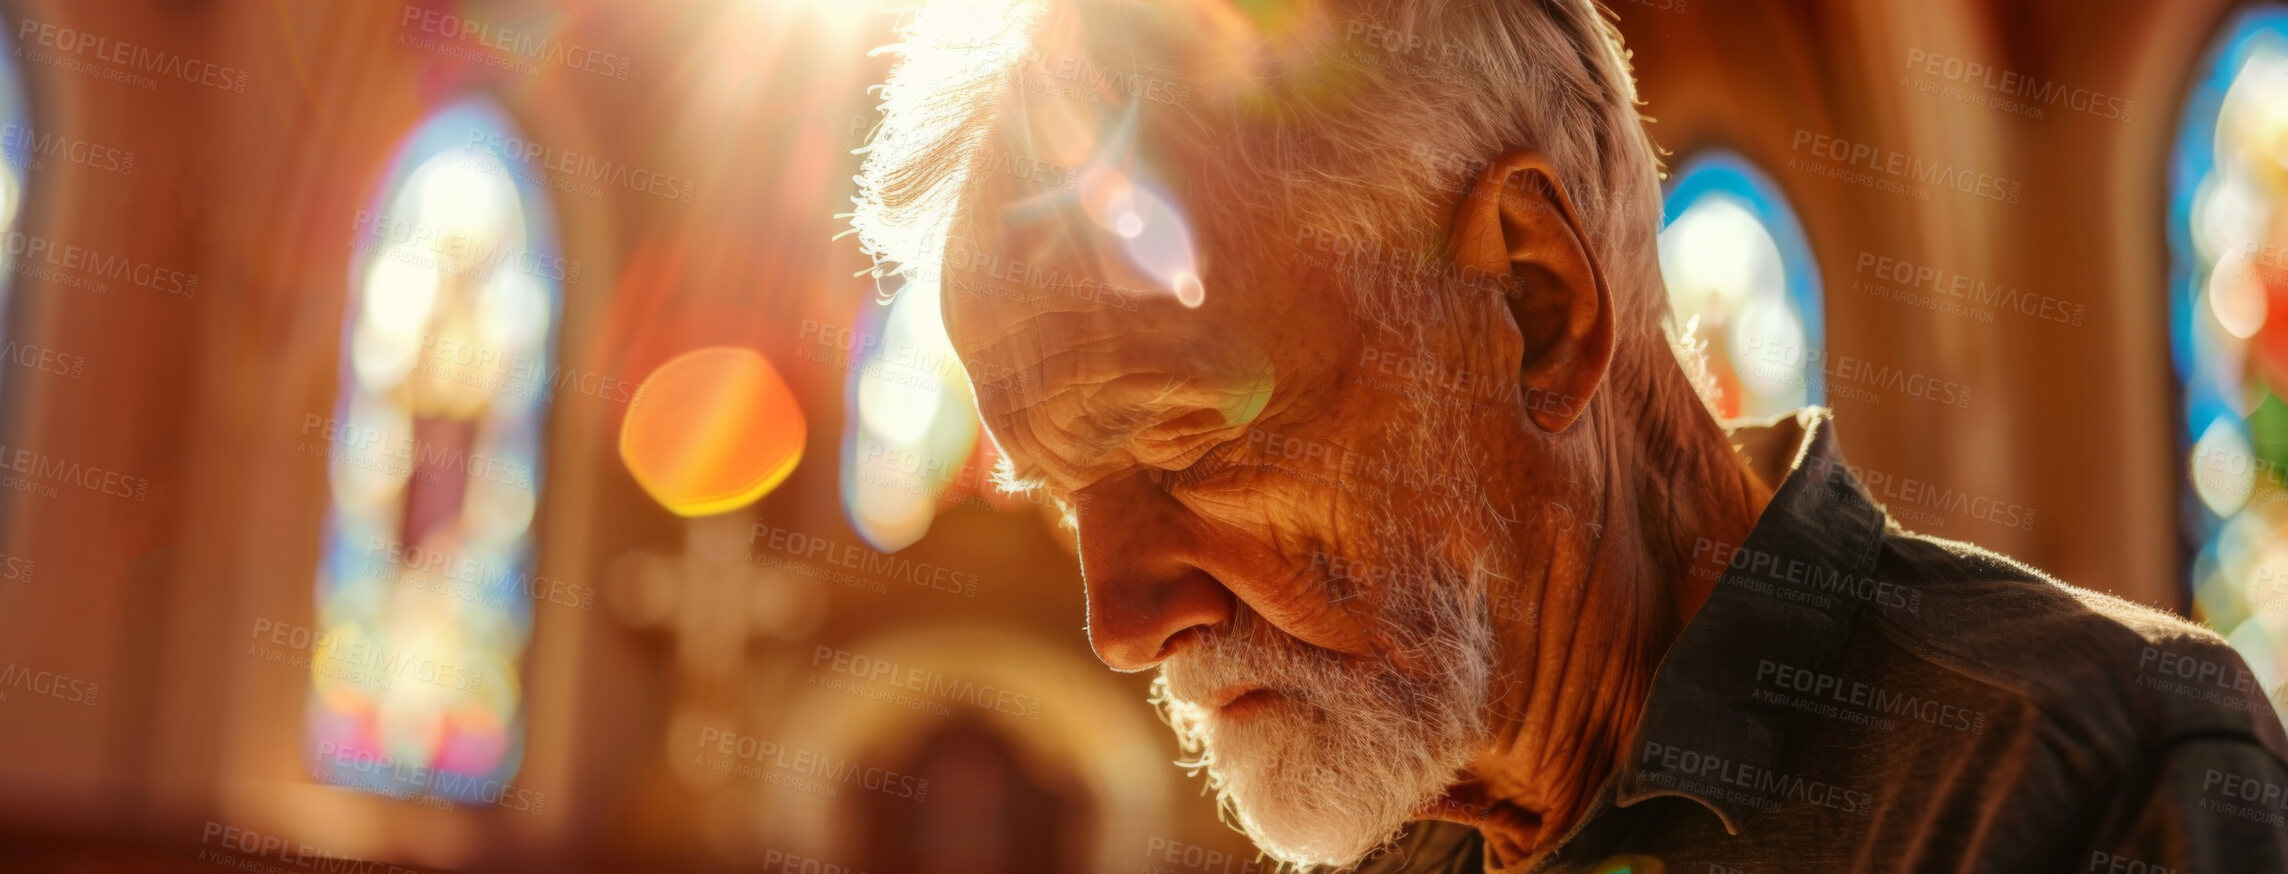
[{"xmin": 618, "ymin": 346, "xmax": 805, "ymax": 516}]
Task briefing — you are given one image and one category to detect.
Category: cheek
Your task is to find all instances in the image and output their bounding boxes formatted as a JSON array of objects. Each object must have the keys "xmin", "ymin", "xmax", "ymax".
[
  {"xmin": 1181, "ymin": 395, "xmax": 1487, "ymax": 652},
  {"xmin": 1185, "ymin": 487, "xmax": 1388, "ymax": 654}
]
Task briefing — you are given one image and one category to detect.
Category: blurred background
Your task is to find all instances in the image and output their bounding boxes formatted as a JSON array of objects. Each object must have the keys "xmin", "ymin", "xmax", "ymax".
[{"xmin": 0, "ymin": 0, "xmax": 2279, "ymax": 870}]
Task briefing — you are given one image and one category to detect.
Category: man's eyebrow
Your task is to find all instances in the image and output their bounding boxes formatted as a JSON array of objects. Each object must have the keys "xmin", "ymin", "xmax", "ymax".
[
  {"xmin": 991, "ymin": 452, "xmax": 1082, "ymax": 530},
  {"xmin": 991, "ymin": 453, "xmax": 1056, "ymax": 498}
]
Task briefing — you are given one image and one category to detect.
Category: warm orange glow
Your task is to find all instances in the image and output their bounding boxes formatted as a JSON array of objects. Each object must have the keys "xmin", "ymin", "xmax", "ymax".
[{"xmin": 620, "ymin": 347, "xmax": 806, "ymax": 516}]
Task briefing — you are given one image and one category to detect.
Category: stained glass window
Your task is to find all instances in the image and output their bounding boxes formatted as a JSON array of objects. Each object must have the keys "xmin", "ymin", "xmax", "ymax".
[
  {"xmin": 0, "ymin": 24, "xmax": 32, "ymax": 391},
  {"xmin": 837, "ymin": 272, "xmax": 982, "ymax": 552},
  {"xmin": 2172, "ymin": 6, "xmax": 2288, "ymax": 716},
  {"xmin": 1659, "ymin": 152, "xmax": 1825, "ymax": 420},
  {"xmin": 306, "ymin": 98, "xmax": 562, "ymax": 801}
]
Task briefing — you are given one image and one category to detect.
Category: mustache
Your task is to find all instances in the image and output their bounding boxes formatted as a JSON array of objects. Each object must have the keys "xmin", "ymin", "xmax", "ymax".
[
  {"xmin": 1161, "ymin": 586, "xmax": 1442, "ymax": 712},
  {"xmin": 1161, "ymin": 606, "xmax": 1343, "ymax": 704}
]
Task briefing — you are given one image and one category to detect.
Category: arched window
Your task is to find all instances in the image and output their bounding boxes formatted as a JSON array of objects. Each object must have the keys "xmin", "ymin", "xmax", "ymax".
[
  {"xmin": 1658, "ymin": 152, "xmax": 1825, "ymax": 420},
  {"xmin": 0, "ymin": 27, "xmax": 33, "ymax": 392},
  {"xmin": 836, "ymin": 273, "xmax": 982, "ymax": 552},
  {"xmin": 2172, "ymin": 6, "xmax": 2288, "ymax": 710},
  {"xmin": 306, "ymin": 98, "xmax": 563, "ymax": 800}
]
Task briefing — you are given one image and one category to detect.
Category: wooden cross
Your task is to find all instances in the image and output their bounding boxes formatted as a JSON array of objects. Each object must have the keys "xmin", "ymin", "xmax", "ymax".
[{"xmin": 610, "ymin": 511, "xmax": 825, "ymax": 786}]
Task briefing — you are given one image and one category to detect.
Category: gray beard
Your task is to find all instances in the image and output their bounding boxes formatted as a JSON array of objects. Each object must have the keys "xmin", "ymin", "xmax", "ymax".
[{"xmin": 1157, "ymin": 386, "xmax": 1500, "ymax": 869}]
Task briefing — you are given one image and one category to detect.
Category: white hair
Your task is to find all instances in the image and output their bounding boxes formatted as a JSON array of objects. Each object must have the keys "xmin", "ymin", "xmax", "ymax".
[{"xmin": 847, "ymin": 0, "xmax": 1672, "ymax": 371}]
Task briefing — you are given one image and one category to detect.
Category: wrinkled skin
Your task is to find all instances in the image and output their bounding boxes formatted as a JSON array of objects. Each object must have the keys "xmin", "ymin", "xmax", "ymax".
[{"xmin": 936, "ymin": 44, "xmax": 1773, "ymax": 873}]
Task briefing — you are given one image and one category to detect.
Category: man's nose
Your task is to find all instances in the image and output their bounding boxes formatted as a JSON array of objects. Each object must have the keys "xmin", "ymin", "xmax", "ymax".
[{"xmin": 1072, "ymin": 473, "xmax": 1234, "ymax": 671}]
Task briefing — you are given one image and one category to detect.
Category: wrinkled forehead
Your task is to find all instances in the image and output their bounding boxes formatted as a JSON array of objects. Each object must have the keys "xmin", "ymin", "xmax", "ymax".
[
  {"xmin": 929, "ymin": 1, "xmax": 1367, "ymax": 489},
  {"xmin": 932, "ymin": 5, "xmax": 1212, "ymax": 339},
  {"xmin": 938, "ymin": 0, "xmax": 1363, "ymax": 314}
]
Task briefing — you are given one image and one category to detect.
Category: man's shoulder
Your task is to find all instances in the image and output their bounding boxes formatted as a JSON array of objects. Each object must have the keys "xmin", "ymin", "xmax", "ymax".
[{"xmin": 1867, "ymin": 525, "xmax": 2288, "ymax": 757}]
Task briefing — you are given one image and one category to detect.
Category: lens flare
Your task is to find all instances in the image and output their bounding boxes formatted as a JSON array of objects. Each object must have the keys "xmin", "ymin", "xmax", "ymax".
[
  {"xmin": 619, "ymin": 346, "xmax": 807, "ymax": 517},
  {"xmin": 1077, "ymin": 165, "xmax": 1207, "ymax": 308},
  {"xmin": 1174, "ymin": 272, "xmax": 1205, "ymax": 308}
]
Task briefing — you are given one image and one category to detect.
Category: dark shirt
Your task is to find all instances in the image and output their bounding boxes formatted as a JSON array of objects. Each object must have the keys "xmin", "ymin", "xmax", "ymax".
[{"xmin": 1361, "ymin": 408, "xmax": 2288, "ymax": 874}]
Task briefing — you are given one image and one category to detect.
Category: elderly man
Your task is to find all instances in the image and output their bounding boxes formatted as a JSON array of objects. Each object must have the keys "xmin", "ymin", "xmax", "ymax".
[{"xmin": 849, "ymin": 1, "xmax": 2288, "ymax": 871}]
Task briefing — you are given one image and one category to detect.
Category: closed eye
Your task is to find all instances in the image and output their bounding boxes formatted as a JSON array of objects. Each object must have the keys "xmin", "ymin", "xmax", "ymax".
[{"xmin": 1152, "ymin": 436, "xmax": 1250, "ymax": 492}]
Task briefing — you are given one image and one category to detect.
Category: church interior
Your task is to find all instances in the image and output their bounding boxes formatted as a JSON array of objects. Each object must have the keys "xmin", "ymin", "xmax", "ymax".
[{"xmin": 0, "ymin": 0, "xmax": 2282, "ymax": 870}]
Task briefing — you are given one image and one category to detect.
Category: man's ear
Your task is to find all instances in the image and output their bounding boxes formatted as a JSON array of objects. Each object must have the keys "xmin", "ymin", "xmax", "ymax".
[{"xmin": 1449, "ymin": 150, "xmax": 1615, "ymax": 433}]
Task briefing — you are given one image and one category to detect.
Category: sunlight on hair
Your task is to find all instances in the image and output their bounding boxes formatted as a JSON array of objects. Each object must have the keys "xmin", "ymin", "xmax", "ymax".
[{"xmin": 912, "ymin": 0, "xmax": 1028, "ymax": 45}]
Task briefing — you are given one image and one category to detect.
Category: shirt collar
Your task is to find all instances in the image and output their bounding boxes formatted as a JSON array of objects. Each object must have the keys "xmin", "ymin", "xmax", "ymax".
[{"xmin": 1611, "ymin": 406, "xmax": 1890, "ymax": 835}]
